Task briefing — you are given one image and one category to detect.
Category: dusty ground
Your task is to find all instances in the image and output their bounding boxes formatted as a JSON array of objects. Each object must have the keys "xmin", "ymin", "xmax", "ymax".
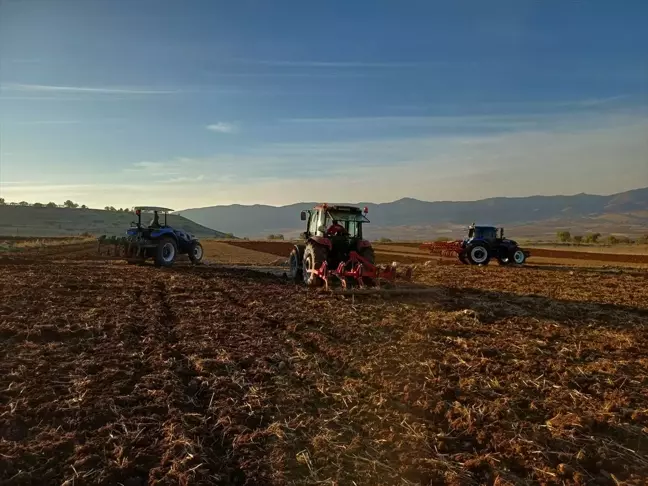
[{"xmin": 1, "ymin": 242, "xmax": 647, "ymax": 485}]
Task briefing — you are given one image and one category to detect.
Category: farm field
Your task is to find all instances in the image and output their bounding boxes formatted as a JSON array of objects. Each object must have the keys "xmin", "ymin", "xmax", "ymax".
[
  {"xmin": 1, "ymin": 240, "xmax": 647, "ymax": 485},
  {"xmin": 219, "ymin": 240, "xmax": 648, "ymax": 268}
]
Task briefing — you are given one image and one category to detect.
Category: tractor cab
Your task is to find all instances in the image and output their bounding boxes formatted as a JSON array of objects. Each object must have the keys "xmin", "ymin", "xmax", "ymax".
[
  {"xmin": 467, "ymin": 224, "xmax": 503, "ymax": 242},
  {"xmin": 131, "ymin": 206, "xmax": 173, "ymax": 231},
  {"xmin": 301, "ymin": 205, "xmax": 370, "ymax": 261},
  {"xmin": 301, "ymin": 204, "xmax": 369, "ymax": 239}
]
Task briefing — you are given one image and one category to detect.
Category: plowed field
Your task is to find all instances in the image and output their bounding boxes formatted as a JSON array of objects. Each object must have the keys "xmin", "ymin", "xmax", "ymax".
[
  {"xmin": 1, "ymin": 243, "xmax": 647, "ymax": 485},
  {"xmin": 221, "ymin": 240, "xmax": 648, "ymax": 268}
]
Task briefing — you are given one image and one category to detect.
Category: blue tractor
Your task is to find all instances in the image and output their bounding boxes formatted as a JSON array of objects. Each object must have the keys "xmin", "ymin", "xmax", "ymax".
[
  {"xmin": 457, "ymin": 224, "xmax": 529, "ymax": 265},
  {"xmin": 123, "ymin": 206, "xmax": 204, "ymax": 267},
  {"xmin": 421, "ymin": 224, "xmax": 530, "ymax": 265}
]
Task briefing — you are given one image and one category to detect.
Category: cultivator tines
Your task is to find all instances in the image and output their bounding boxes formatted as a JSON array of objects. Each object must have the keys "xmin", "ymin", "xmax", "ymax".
[
  {"xmin": 419, "ymin": 240, "xmax": 463, "ymax": 258},
  {"xmin": 97, "ymin": 235, "xmax": 131, "ymax": 258},
  {"xmin": 313, "ymin": 251, "xmax": 412, "ymax": 290}
]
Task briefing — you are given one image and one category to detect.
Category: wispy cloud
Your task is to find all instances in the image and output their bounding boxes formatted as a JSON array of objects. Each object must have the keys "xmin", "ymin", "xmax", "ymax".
[
  {"xmin": 1, "ymin": 83, "xmax": 179, "ymax": 95},
  {"xmin": 206, "ymin": 122, "xmax": 238, "ymax": 134},
  {"xmin": 8, "ymin": 120, "xmax": 83, "ymax": 125},
  {"xmin": 234, "ymin": 59, "xmax": 430, "ymax": 68},
  {"xmin": 159, "ymin": 175, "xmax": 205, "ymax": 183}
]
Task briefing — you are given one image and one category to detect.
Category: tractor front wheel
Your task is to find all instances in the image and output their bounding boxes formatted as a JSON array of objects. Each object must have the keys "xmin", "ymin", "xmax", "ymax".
[
  {"xmin": 188, "ymin": 241, "xmax": 204, "ymax": 264},
  {"xmin": 511, "ymin": 249, "xmax": 526, "ymax": 265},
  {"xmin": 154, "ymin": 237, "xmax": 178, "ymax": 268},
  {"xmin": 303, "ymin": 243, "xmax": 327, "ymax": 287},
  {"xmin": 467, "ymin": 244, "xmax": 490, "ymax": 265}
]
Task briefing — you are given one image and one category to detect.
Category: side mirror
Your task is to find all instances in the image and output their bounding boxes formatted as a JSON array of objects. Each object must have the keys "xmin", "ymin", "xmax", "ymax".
[{"xmin": 300, "ymin": 211, "xmax": 307, "ymax": 221}]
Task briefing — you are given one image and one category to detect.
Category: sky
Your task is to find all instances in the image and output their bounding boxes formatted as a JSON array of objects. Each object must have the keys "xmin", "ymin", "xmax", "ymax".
[{"xmin": 0, "ymin": 0, "xmax": 647, "ymax": 210}]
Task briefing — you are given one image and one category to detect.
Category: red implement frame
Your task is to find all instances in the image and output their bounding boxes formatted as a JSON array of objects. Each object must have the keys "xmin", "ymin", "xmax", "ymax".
[
  {"xmin": 309, "ymin": 251, "xmax": 412, "ymax": 290},
  {"xmin": 419, "ymin": 240, "xmax": 463, "ymax": 257}
]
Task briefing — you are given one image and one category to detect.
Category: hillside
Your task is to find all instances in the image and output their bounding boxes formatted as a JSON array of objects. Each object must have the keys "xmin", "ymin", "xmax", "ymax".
[
  {"xmin": 0, "ymin": 206, "xmax": 229, "ymax": 238},
  {"xmin": 176, "ymin": 186, "xmax": 648, "ymax": 240}
]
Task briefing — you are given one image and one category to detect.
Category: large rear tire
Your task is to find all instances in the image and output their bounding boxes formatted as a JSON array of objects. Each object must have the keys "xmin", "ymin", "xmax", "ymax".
[
  {"xmin": 289, "ymin": 247, "xmax": 303, "ymax": 283},
  {"xmin": 467, "ymin": 243, "xmax": 490, "ymax": 265},
  {"xmin": 357, "ymin": 247, "xmax": 376, "ymax": 286},
  {"xmin": 154, "ymin": 237, "xmax": 177, "ymax": 268},
  {"xmin": 188, "ymin": 241, "xmax": 204, "ymax": 264},
  {"xmin": 303, "ymin": 242, "xmax": 327, "ymax": 287}
]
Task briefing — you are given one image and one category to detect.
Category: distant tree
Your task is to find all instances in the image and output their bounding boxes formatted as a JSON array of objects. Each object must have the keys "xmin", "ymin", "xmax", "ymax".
[
  {"xmin": 63, "ymin": 200, "xmax": 79, "ymax": 209},
  {"xmin": 9, "ymin": 202, "xmax": 18, "ymax": 206},
  {"xmin": 588, "ymin": 232, "xmax": 601, "ymax": 244},
  {"xmin": 639, "ymin": 234, "xmax": 648, "ymax": 244},
  {"xmin": 81, "ymin": 204, "xmax": 87, "ymax": 209},
  {"xmin": 572, "ymin": 235, "xmax": 583, "ymax": 245},
  {"xmin": 557, "ymin": 231, "xmax": 571, "ymax": 243},
  {"xmin": 32, "ymin": 202, "xmax": 44, "ymax": 208},
  {"xmin": 224, "ymin": 233, "xmax": 235, "ymax": 239},
  {"xmin": 46, "ymin": 202, "xmax": 57, "ymax": 208},
  {"xmin": 18, "ymin": 201, "xmax": 30, "ymax": 207},
  {"xmin": 0, "ymin": 198, "xmax": 5, "ymax": 205},
  {"xmin": 267, "ymin": 234, "xmax": 284, "ymax": 240},
  {"xmin": 378, "ymin": 237, "xmax": 393, "ymax": 243},
  {"xmin": 104, "ymin": 206, "xmax": 111, "ymax": 211},
  {"xmin": 607, "ymin": 235, "xmax": 619, "ymax": 245}
]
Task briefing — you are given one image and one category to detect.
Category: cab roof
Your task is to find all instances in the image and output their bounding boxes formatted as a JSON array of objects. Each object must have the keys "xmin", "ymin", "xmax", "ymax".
[
  {"xmin": 134, "ymin": 206, "xmax": 174, "ymax": 213},
  {"xmin": 313, "ymin": 203, "xmax": 362, "ymax": 212}
]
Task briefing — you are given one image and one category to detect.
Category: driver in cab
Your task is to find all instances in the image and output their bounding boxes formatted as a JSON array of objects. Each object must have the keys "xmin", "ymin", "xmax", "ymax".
[
  {"xmin": 149, "ymin": 212, "xmax": 161, "ymax": 229},
  {"xmin": 327, "ymin": 220, "xmax": 347, "ymax": 237}
]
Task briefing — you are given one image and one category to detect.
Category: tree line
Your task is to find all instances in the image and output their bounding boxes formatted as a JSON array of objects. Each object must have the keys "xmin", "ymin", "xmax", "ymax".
[
  {"xmin": 556, "ymin": 230, "xmax": 648, "ymax": 245},
  {"xmin": 0, "ymin": 198, "xmax": 133, "ymax": 212}
]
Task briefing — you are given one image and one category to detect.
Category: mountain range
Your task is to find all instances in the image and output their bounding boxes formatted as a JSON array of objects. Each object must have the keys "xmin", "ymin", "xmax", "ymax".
[{"xmin": 176, "ymin": 186, "xmax": 648, "ymax": 241}]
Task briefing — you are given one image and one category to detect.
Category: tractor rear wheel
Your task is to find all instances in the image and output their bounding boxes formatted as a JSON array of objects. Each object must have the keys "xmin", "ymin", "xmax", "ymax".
[
  {"xmin": 303, "ymin": 243, "xmax": 327, "ymax": 287},
  {"xmin": 154, "ymin": 237, "xmax": 177, "ymax": 268},
  {"xmin": 188, "ymin": 241, "xmax": 204, "ymax": 264},
  {"xmin": 357, "ymin": 247, "xmax": 376, "ymax": 285},
  {"xmin": 467, "ymin": 243, "xmax": 490, "ymax": 265},
  {"xmin": 289, "ymin": 247, "xmax": 303, "ymax": 283}
]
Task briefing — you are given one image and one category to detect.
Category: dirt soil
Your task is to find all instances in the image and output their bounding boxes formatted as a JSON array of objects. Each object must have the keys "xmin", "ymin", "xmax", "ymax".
[
  {"xmin": 1, "ymin": 245, "xmax": 647, "ymax": 485},
  {"xmin": 223, "ymin": 240, "xmax": 648, "ymax": 268}
]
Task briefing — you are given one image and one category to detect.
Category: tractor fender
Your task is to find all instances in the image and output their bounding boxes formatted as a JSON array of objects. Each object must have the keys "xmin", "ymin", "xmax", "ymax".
[
  {"xmin": 308, "ymin": 236, "xmax": 332, "ymax": 250},
  {"xmin": 357, "ymin": 239, "xmax": 372, "ymax": 250},
  {"xmin": 151, "ymin": 228, "xmax": 177, "ymax": 240}
]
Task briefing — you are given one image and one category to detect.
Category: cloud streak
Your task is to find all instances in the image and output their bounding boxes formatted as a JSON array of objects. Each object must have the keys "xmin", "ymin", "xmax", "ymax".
[
  {"xmin": 206, "ymin": 122, "xmax": 238, "ymax": 133},
  {"xmin": 1, "ymin": 83, "xmax": 179, "ymax": 95},
  {"xmin": 234, "ymin": 59, "xmax": 431, "ymax": 68}
]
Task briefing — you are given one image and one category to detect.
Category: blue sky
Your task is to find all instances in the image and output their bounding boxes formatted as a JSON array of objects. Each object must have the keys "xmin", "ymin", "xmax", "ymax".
[{"xmin": 0, "ymin": 0, "xmax": 647, "ymax": 209}]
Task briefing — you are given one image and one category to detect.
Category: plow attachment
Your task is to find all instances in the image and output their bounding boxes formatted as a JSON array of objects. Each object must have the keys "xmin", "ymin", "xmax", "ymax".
[
  {"xmin": 419, "ymin": 241, "xmax": 463, "ymax": 258},
  {"xmin": 310, "ymin": 251, "xmax": 413, "ymax": 290},
  {"xmin": 97, "ymin": 236, "xmax": 141, "ymax": 260}
]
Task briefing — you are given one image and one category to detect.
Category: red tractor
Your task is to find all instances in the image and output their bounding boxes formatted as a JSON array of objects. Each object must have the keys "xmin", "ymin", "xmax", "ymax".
[{"xmin": 289, "ymin": 204, "xmax": 408, "ymax": 289}]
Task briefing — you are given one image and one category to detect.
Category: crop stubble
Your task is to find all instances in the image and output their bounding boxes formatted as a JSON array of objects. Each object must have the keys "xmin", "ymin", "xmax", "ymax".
[{"xmin": 0, "ymin": 244, "xmax": 647, "ymax": 485}]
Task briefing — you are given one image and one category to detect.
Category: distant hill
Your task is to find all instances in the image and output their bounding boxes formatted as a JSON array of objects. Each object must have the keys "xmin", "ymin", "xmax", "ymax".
[
  {"xmin": 176, "ymin": 186, "xmax": 648, "ymax": 241},
  {"xmin": 0, "ymin": 206, "xmax": 230, "ymax": 238}
]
